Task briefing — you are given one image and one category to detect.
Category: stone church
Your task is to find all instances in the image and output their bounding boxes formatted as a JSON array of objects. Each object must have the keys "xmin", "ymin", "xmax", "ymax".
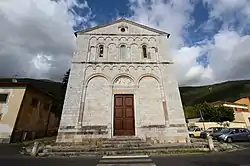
[{"xmin": 56, "ymin": 19, "xmax": 189, "ymax": 143}]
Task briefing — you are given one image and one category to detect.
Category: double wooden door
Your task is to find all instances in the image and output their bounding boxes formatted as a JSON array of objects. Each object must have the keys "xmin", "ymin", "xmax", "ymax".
[{"xmin": 114, "ymin": 94, "xmax": 135, "ymax": 136}]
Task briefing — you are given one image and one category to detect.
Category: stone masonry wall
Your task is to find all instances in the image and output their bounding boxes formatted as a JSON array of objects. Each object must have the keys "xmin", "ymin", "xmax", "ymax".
[{"xmin": 57, "ymin": 20, "xmax": 189, "ymax": 143}]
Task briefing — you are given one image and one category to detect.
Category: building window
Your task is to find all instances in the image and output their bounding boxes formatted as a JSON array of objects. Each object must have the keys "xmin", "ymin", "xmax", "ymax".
[
  {"xmin": 152, "ymin": 47, "xmax": 158, "ymax": 53},
  {"xmin": 120, "ymin": 45, "xmax": 127, "ymax": 59},
  {"xmin": 0, "ymin": 94, "xmax": 8, "ymax": 103},
  {"xmin": 99, "ymin": 45, "xmax": 104, "ymax": 57},
  {"xmin": 43, "ymin": 102, "xmax": 50, "ymax": 110},
  {"xmin": 121, "ymin": 27, "xmax": 126, "ymax": 32},
  {"xmin": 142, "ymin": 45, "xmax": 147, "ymax": 58},
  {"xmin": 31, "ymin": 98, "xmax": 39, "ymax": 107}
]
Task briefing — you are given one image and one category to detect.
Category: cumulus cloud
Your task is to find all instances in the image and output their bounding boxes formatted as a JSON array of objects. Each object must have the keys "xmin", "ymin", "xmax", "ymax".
[
  {"xmin": 0, "ymin": 0, "xmax": 94, "ymax": 81},
  {"xmin": 127, "ymin": 0, "xmax": 250, "ymax": 86},
  {"xmin": 1, "ymin": 0, "xmax": 250, "ymax": 86}
]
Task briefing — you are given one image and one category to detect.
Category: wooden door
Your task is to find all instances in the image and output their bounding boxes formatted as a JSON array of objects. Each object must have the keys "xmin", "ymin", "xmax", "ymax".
[{"xmin": 114, "ymin": 94, "xmax": 135, "ymax": 136}]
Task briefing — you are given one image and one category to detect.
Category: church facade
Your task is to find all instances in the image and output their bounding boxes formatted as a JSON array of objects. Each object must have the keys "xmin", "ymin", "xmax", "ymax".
[{"xmin": 56, "ymin": 19, "xmax": 189, "ymax": 143}]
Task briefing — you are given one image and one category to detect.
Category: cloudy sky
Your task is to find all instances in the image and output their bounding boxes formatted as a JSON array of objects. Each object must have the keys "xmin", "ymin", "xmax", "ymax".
[{"xmin": 0, "ymin": 0, "xmax": 250, "ymax": 86}]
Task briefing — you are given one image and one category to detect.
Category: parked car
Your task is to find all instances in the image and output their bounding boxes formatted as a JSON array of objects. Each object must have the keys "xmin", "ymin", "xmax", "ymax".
[
  {"xmin": 217, "ymin": 128, "xmax": 250, "ymax": 143},
  {"xmin": 200, "ymin": 127, "xmax": 225, "ymax": 139},
  {"xmin": 211, "ymin": 128, "xmax": 234, "ymax": 140},
  {"xmin": 188, "ymin": 126, "xmax": 203, "ymax": 138}
]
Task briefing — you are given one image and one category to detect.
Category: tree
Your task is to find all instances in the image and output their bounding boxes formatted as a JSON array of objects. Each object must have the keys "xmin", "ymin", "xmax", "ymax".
[
  {"xmin": 183, "ymin": 106, "xmax": 199, "ymax": 119},
  {"xmin": 194, "ymin": 103, "xmax": 235, "ymax": 122},
  {"xmin": 216, "ymin": 105, "xmax": 235, "ymax": 122},
  {"xmin": 62, "ymin": 69, "xmax": 70, "ymax": 90}
]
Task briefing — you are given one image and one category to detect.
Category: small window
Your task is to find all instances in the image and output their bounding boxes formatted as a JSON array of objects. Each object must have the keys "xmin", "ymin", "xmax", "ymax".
[
  {"xmin": 120, "ymin": 45, "xmax": 127, "ymax": 58},
  {"xmin": 142, "ymin": 45, "xmax": 147, "ymax": 58},
  {"xmin": 121, "ymin": 27, "xmax": 126, "ymax": 32},
  {"xmin": 195, "ymin": 128, "xmax": 201, "ymax": 131},
  {"xmin": 152, "ymin": 47, "xmax": 158, "ymax": 53},
  {"xmin": 43, "ymin": 103, "xmax": 50, "ymax": 110},
  {"xmin": 0, "ymin": 94, "xmax": 8, "ymax": 103},
  {"xmin": 31, "ymin": 98, "xmax": 39, "ymax": 107},
  {"xmin": 99, "ymin": 45, "xmax": 104, "ymax": 57}
]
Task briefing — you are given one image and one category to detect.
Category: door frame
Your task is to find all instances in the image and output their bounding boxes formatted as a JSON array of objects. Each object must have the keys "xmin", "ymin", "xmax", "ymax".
[{"xmin": 112, "ymin": 94, "xmax": 136, "ymax": 137}]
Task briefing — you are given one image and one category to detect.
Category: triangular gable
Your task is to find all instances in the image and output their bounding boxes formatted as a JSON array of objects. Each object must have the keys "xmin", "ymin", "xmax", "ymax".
[{"xmin": 75, "ymin": 18, "xmax": 170, "ymax": 36}]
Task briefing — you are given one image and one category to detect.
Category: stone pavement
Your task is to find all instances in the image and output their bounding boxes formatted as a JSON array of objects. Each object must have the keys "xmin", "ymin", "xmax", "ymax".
[
  {"xmin": 1, "ymin": 142, "xmax": 250, "ymax": 166},
  {"xmin": 96, "ymin": 155, "xmax": 156, "ymax": 166}
]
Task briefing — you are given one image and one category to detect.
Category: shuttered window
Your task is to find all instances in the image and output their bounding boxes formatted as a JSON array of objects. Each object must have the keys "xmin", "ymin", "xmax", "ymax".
[{"xmin": 31, "ymin": 98, "xmax": 39, "ymax": 107}]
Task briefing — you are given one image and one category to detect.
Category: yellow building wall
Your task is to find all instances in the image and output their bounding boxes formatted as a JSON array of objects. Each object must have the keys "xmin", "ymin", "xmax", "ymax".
[
  {"xmin": 237, "ymin": 112, "xmax": 250, "ymax": 127},
  {"xmin": 0, "ymin": 87, "xmax": 26, "ymax": 143},
  {"xmin": 11, "ymin": 87, "xmax": 57, "ymax": 141},
  {"xmin": 188, "ymin": 122, "xmax": 247, "ymax": 130},
  {"xmin": 235, "ymin": 98, "xmax": 250, "ymax": 111}
]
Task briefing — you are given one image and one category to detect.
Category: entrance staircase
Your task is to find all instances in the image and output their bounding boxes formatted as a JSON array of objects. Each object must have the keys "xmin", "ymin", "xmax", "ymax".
[{"xmin": 38, "ymin": 137, "xmax": 208, "ymax": 157}]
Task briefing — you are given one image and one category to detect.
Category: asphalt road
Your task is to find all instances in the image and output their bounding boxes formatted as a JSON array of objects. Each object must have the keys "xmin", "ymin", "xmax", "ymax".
[{"xmin": 0, "ymin": 144, "xmax": 250, "ymax": 166}]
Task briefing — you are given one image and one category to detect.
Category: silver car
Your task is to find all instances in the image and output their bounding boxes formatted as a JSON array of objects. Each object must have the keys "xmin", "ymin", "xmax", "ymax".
[{"xmin": 217, "ymin": 128, "xmax": 250, "ymax": 143}]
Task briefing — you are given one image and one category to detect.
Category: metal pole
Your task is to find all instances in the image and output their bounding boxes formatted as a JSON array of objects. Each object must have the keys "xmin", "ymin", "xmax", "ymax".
[{"xmin": 199, "ymin": 110, "xmax": 206, "ymax": 130}]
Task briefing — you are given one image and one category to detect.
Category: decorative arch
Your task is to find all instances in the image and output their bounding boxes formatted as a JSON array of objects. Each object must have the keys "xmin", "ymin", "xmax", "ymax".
[
  {"xmin": 118, "ymin": 43, "xmax": 128, "ymax": 47},
  {"xmin": 137, "ymin": 73, "xmax": 161, "ymax": 86},
  {"xmin": 108, "ymin": 43, "xmax": 117, "ymax": 47},
  {"xmin": 102, "ymin": 65, "xmax": 110, "ymax": 71},
  {"xmin": 85, "ymin": 73, "xmax": 110, "ymax": 87},
  {"xmin": 97, "ymin": 37, "xmax": 105, "ymax": 42},
  {"xmin": 149, "ymin": 37, "xmax": 156, "ymax": 42},
  {"xmin": 93, "ymin": 65, "xmax": 102, "ymax": 71},
  {"xmin": 128, "ymin": 37, "xmax": 134, "ymax": 43},
  {"xmin": 112, "ymin": 73, "xmax": 136, "ymax": 86},
  {"xmin": 130, "ymin": 43, "xmax": 139, "ymax": 47},
  {"xmin": 89, "ymin": 37, "xmax": 97, "ymax": 45},
  {"xmin": 141, "ymin": 37, "xmax": 149, "ymax": 42},
  {"xmin": 105, "ymin": 37, "xmax": 112, "ymax": 41},
  {"xmin": 119, "ymin": 37, "xmax": 127, "ymax": 42},
  {"xmin": 140, "ymin": 43, "xmax": 149, "ymax": 47},
  {"xmin": 82, "ymin": 73, "xmax": 111, "ymax": 127},
  {"xmin": 111, "ymin": 65, "xmax": 119, "ymax": 70},
  {"xmin": 137, "ymin": 73, "xmax": 165, "ymax": 126},
  {"xmin": 145, "ymin": 66, "xmax": 153, "ymax": 73},
  {"xmin": 113, "ymin": 37, "xmax": 119, "ymax": 42}
]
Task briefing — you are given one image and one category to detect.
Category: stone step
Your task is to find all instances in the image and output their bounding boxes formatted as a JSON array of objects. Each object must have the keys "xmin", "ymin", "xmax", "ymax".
[
  {"xmin": 44, "ymin": 141, "xmax": 151, "ymax": 151},
  {"xmin": 39, "ymin": 147, "xmax": 209, "ymax": 157},
  {"xmin": 102, "ymin": 139, "xmax": 146, "ymax": 144},
  {"xmin": 106, "ymin": 137, "xmax": 142, "ymax": 142},
  {"xmin": 100, "ymin": 142, "xmax": 151, "ymax": 148},
  {"xmin": 44, "ymin": 143, "xmax": 207, "ymax": 153}
]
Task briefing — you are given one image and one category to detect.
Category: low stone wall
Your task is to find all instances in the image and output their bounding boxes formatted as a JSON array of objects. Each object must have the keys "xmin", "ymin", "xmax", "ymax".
[
  {"xmin": 57, "ymin": 125, "xmax": 111, "ymax": 142},
  {"xmin": 56, "ymin": 124, "xmax": 190, "ymax": 144},
  {"xmin": 137, "ymin": 125, "xmax": 190, "ymax": 144}
]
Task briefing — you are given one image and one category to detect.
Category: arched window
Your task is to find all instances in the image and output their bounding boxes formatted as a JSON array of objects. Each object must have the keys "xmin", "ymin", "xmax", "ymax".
[
  {"xmin": 99, "ymin": 45, "xmax": 104, "ymax": 57},
  {"xmin": 152, "ymin": 47, "xmax": 158, "ymax": 53},
  {"xmin": 142, "ymin": 45, "xmax": 147, "ymax": 58},
  {"xmin": 120, "ymin": 45, "xmax": 127, "ymax": 59}
]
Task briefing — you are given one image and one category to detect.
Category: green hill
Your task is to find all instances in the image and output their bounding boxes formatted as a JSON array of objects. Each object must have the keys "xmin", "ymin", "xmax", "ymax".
[
  {"xmin": 180, "ymin": 80, "xmax": 250, "ymax": 106},
  {"xmin": 1, "ymin": 78, "xmax": 250, "ymax": 106}
]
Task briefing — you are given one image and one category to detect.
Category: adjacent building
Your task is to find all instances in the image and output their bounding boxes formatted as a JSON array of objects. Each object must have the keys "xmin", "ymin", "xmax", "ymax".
[
  {"xmin": 57, "ymin": 19, "xmax": 189, "ymax": 143},
  {"xmin": 210, "ymin": 100, "xmax": 250, "ymax": 127},
  {"xmin": 0, "ymin": 81, "xmax": 60, "ymax": 143}
]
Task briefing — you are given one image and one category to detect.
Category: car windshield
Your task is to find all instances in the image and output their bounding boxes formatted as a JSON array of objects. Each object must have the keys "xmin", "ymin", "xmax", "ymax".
[
  {"xmin": 206, "ymin": 128, "xmax": 213, "ymax": 132},
  {"xmin": 220, "ymin": 128, "xmax": 231, "ymax": 134},
  {"xmin": 188, "ymin": 126, "xmax": 197, "ymax": 131}
]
